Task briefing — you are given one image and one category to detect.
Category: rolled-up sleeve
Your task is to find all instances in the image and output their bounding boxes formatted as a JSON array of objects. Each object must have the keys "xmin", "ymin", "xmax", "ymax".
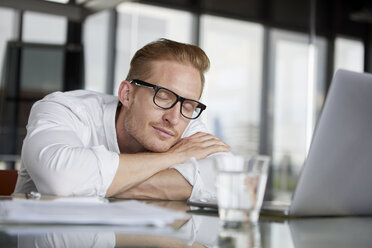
[
  {"xmin": 22, "ymin": 100, "xmax": 119, "ymax": 197},
  {"xmin": 172, "ymin": 153, "xmax": 233, "ymax": 200}
]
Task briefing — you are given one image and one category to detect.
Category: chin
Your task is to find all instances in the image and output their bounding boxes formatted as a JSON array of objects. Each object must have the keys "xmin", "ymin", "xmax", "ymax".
[
  {"xmin": 151, "ymin": 147, "xmax": 170, "ymax": 153},
  {"xmin": 145, "ymin": 140, "xmax": 173, "ymax": 153}
]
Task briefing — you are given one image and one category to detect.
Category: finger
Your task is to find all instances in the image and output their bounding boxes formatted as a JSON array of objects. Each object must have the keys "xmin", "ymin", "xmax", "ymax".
[
  {"xmin": 196, "ymin": 136, "xmax": 230, "ymax": 148},
  {"xmin": 187, "ymin": 133, "xmax": 223, "ymax": 143},
  {"xmin": 189, "ymin": 132, "xmax": 218, "ymax": 140},
  {"xmin": 191, "ymin": 139, "xmax": 230, "ymax": 153},
  {"xmin": 195, "ymin": 144, "xmax": 231, "ymax": 160},
  {"xmin": 191, "ymin": 132, "xmax": 209, "ymax": 137},
  {"xmin": 205, "ymin": 142, "xmax": 231, "ymax": 152}
]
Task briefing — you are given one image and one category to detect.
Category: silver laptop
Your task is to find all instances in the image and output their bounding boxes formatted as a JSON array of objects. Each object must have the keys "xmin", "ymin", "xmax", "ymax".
[{"xmin": 189, "ymin": 69, "xmax": 372, "ymax": 217}]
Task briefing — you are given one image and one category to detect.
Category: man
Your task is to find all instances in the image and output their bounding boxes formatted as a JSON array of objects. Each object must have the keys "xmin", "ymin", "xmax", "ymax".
[{"xmin": 14, "ymin": 39, "xmax": 231, "ymax": 200}]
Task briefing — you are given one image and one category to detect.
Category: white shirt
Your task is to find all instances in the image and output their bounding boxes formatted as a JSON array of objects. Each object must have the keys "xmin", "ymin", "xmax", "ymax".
[{"xmin": 14, "ymin": 90, "xmax": 230, "ymax": 199}]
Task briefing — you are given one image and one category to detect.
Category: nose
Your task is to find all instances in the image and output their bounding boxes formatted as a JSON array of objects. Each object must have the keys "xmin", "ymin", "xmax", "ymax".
[{"xmin": 162, "ymin": 102, "xmax": 182, "ymax": 125}]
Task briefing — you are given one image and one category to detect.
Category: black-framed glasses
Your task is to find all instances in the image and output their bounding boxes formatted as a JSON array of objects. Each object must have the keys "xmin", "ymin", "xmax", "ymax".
[{"xmin": 130, "ymin": 79, "xmax": 206, "ymax": 119}]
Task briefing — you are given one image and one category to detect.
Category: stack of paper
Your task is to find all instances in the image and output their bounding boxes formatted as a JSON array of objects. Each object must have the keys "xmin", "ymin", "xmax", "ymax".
[{"xmin": 0, "ymin": 199, "xmax": 188, "ymax": 226}]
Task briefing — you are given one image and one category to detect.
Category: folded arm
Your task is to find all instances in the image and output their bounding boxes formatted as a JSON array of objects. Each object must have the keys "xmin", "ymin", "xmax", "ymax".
[
  {"xmin": 113, "ymin": 169, "xmax": 192, "ymax": 200},
  {"xmin": 114, "ymin": 152, "xmax": 233, "ymax": 200},
  {"xmin": 106, "ymin": 132, "xmax": 230, "ymax": 198}
]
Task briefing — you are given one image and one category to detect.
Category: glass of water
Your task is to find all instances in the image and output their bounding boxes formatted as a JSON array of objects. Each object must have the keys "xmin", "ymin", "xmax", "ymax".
[{"xmin": 216, "ymin": 155, "xmax": 270, "ymax": 223}]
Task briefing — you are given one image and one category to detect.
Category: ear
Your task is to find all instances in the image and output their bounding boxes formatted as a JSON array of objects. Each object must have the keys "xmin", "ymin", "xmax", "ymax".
[{"xmin": 118, "ymin": 80, "xmax": 134, "ymax": 107}]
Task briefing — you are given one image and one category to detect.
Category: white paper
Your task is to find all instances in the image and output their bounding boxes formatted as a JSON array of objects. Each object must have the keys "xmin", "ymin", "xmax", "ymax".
[{"xmin": 0, "ymin": 199, "xmax": 188, "ymax": 226}]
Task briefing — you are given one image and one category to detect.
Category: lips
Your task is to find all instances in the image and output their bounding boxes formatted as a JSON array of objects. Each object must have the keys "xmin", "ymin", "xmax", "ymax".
[{"xmin": 153, "ymin": 126, "xmax": 176, "ymax": 139}]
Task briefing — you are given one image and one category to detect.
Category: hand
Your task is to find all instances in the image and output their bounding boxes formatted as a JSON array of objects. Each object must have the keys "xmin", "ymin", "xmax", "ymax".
[{"xmin": 167, "ymin": 132, "xmax": 230, "ymax": 162}]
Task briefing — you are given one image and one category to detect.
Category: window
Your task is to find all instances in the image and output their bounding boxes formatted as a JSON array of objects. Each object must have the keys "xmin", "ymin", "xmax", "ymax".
[
  {"xmin": 0, "ymin": 7, "xmax": 16, "ymax": 85},
  {"xmin": 334, "ymin": 37, "xmax": 364, "ymax": 73},
  {"xmin": 114, "ymin": 2, "xmax": 193, "ymax": 94},
  {"xmin": 271, "ymin": 34, "xmax": 309, "ymax": 173},
  {"xmin": 43, "ymin": 0, "xmax": 69, "ymax": 3},
  {"xmin": 1, "ymin": 9, "xmax": 68, "ymax": 162},
  {"xmin": 20, "ymin": 46, "xmax": 64, "ymax": 94},
  {"xmin": 0, "ymin": 7, "xmax": 18, "ymax": 169},
  {"xmin": 83, "ymin": 10, "xmax": 110, "ymax": 93},
  {"xmin": 23, "ymin": 11, "xmax": 67, "ymax": 44},
  {"xmin": 269, "ymin": 29, "xmax": 327, "ymax": 197},
  {"xmin": 200, "ymin": 15, "xmax": 264, "ymax": 156},
  {"xmin": 0, "ymin": 43, "xmax": 65, "ymax": 156}
]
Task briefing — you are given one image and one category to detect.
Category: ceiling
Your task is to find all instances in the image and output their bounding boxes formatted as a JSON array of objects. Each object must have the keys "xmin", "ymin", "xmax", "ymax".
[
  {"xmin": 0, "ymin": 0, "xmax": 129, "ymax": 21},
  {"xmin": 1, "ymin": 0, "xmax": 371, "ymax": 37}
]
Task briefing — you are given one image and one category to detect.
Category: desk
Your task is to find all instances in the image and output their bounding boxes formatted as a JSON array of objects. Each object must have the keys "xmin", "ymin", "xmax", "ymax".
[{"xmin": 1, "ymin": 197, "xmax": 372, "ymax": 247}]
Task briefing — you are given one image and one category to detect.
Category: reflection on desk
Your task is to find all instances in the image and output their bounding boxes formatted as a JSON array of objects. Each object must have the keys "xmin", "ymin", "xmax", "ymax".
[
  {"xmin": 2, "ymin": 215, "xmax": 220, "ymax": 248},
  {"xmin": 289, "ymin": 217, "xmax": 372, "ymax": 248},
  {"xmin": 1, "ymin": 197, "xmax": 372, "ymax": 248}
]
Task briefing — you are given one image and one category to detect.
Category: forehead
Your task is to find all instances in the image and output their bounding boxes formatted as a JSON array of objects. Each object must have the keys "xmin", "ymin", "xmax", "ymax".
[{"xmin": 146, "ymin": 60, "xmax": 202, "ymax": 100}]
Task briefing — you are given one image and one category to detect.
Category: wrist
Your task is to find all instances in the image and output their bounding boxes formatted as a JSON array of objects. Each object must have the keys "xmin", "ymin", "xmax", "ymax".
[{"xmin": 164, "ymin": 149, "xmax": 188, "ymax": 166}]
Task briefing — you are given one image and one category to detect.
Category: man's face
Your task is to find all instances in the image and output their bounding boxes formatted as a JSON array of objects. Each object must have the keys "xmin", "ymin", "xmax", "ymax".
[{"xmin": 123, "ymin": 60, "xmax": 202, "ymax": 153}]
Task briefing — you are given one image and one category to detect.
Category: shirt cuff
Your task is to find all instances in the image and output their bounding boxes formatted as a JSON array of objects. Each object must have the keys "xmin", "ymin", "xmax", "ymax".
[{"xmin": 171, "ymin": 158, "xmax": 215, "ymax": 201}]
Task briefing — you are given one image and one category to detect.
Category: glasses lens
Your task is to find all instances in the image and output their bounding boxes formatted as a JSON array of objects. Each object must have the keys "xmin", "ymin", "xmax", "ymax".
[
  {"xmin": 154, "ymin": 88, "xmax": 177, "ymax": 108},
  {"xmin": 153, "ymin": 87, "xmax": 204, "ymax": 119},
  {"xmin": 182, "ymin": 100, "xmax": 202, "ymax": 119}
]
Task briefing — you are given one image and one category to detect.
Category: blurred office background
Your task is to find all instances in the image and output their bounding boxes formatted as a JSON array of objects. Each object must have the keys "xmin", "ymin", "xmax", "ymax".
[{"xmin": 0, "ymin": 0, "xmax": 371, "ymax": 201}]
